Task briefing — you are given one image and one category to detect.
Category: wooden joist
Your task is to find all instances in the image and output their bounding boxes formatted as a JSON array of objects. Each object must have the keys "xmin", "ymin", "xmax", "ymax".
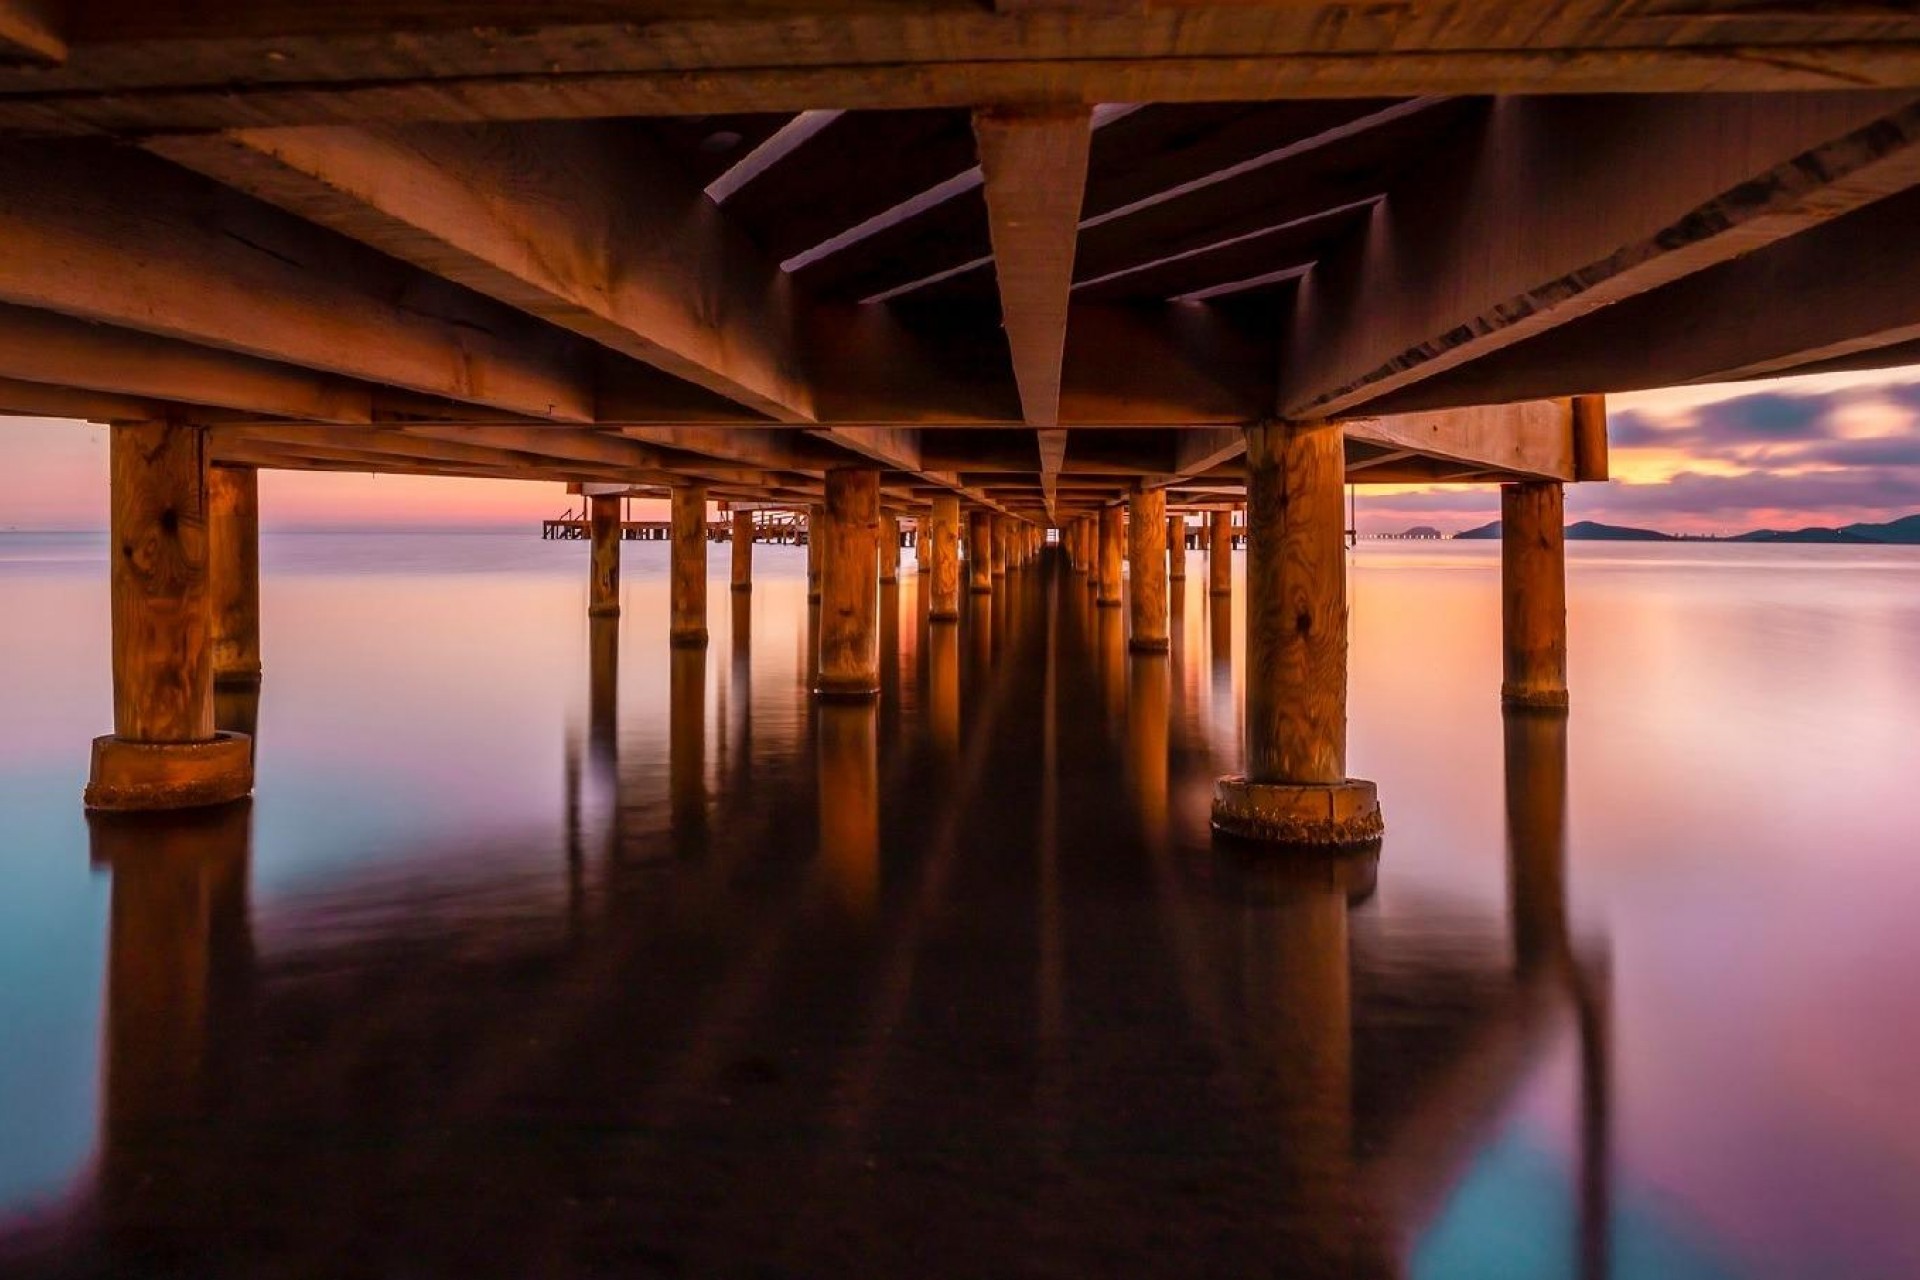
[
  {"xmin": 149, "ymin": 122, "xmax": 814, "ymax": 422},
  {"xmin": 1281, "ymin": 92, "xmax": 1920, "ymax": 418},
  {"xmin": 0, "ymin": 143, "xmax": 596, "ymax": 420},
  {"xmin": 973, "ymin": 106, "xmax": 1092, "ymax": 430}
]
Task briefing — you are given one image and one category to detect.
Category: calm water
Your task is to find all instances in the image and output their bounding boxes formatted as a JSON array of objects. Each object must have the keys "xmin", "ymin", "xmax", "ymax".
[{"xmin": 1, "ymin": 533, "xmax": 1917, "ymax": 1278}]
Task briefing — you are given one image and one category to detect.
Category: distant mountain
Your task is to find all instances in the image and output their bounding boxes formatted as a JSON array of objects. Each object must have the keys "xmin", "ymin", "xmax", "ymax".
[
  {"xmin": 1730, "ymin": 526, "xmax": 1881, "ymax": 544},
  {"xmin": 1454, "ymin": 520, "xmax": 1674, "ymax": 542}
]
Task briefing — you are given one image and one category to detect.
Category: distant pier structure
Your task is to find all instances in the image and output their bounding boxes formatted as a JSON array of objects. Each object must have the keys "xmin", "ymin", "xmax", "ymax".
[{"xmin": 7, "ymin": 3, "xmax": 1920, "ymax": 841}]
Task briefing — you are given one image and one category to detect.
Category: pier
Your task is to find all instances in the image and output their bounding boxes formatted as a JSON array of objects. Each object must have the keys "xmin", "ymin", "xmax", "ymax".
[{"xmin": 0, "ymin": 6, "xmax": 1913, "ymax": 835}]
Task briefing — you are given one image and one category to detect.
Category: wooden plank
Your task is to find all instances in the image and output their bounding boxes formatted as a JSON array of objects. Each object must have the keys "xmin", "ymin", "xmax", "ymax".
[
  {"xmin": 15, "ymin": 17, "xmax": 1920, "ymax": 135},
  {"xmin": 0, "ymin": 375, "xmax": 161, "ymax": 422},
  {"xmin": 0, "ymin": 302, "xmax": 372, "ymax": 422},
  {"xmin": 973, "ymin": 106, "xmax": 1093, "ymax": 429},
  {"xmin": 150, "ymin": 121, "xmax": 813, "ymax": 422},
  {"xmin": 1036, "ymin": 428, "xmax": 1067, "ymax": 524},
  {"xmin": 0, "ymin": 0, "xmax": 62, "ymax": 66},
  {"xmin": 1282, "ymin": 92, "xmax": 1920, "ymax": 418},
  {"xmin": 1341, "ymin": 400, "xmax": 1577, "ymax": 483},
  {"xmin": 0, "ymin": 142, "xmax": 595, "ymax": 420}
]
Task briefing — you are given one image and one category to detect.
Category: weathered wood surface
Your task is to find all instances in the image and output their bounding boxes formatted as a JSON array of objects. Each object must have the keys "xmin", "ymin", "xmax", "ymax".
[
  {"xmin": 109, "ymin": 418, "xmax": 214, "ymax": 744},
  {"xmin": 1208, "ymin": 510, "xmax": 1233, "ymax": 598},
  {"xmin": 587, "ymin": 494, "xmax": 621, "ymax": 617},
  {"xmin": 880, "ymin": 513, "xmax": 900, "ymax": 584},
  {"xmin": 928, "ymin": 494, "xmax": 961, "ymax": 621},
  {"xmin": 815, "ymin": 468, "xmax": 881, "ymax": 698},
  {"xmin": 207, "ymin": 463, "xmax": 260, "ymax": 687},
  {"xmin": 1243, "ymin": 420, "xmax": 1346, "ymax": 786},
  {"xmin": 731, "ymin": 508, "xmax": 754, "ymax": 592},
  {"xmin": 1128, "ymin": 487, "xmax": 1168, "ymax": 653},
  {"xmin": 1501, "ymin": 482, "xmax": 1569, "ymax": 711},
  {"xmin": 1097, "ymin": 504, "xmax": 1123, "ymax": 608},
  {"xmin": 1167, "ymin": 513, "xmax": 1186, "ymax": 581},
  {"xmin": 670, "ymin": 484, "xmax": 708, "ymax": 647}
]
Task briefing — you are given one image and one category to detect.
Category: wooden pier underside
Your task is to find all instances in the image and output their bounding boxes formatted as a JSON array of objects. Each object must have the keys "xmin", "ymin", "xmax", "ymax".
[{"xmin": 8, "ymin": 3, "xmax": 1920, "ymax": 515}]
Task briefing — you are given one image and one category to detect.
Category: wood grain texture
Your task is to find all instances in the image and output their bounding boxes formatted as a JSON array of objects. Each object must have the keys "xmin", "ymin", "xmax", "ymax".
[
  {"xmin": 1501, "ymin": 481, "xmax": 1569, "ymax": 710},
  {"xmin": 1128, "ymin": 487, "xmax": 1168, "ymax": 652},
  {"xmin": 1243, "ymin": 420, "xmax": 1346, "ymax": 786},
  {"xmin": 1167, "ymin": 513, "xmax": 1186, "ymax": 581},
  {"xmin": 1097, "ymin": 504, "xmax": 1124, "ymax": 607},
  {"xmin": 967, "ymin": 509, "xmax": 994, "ymax": 595},
  {"xmin": 1208, "ymin": 510, "xmax": 1233, "ymax": 598},
  {"xmin": 973, "ymin": 106, "xmax": 1092, "ymax": 429},
  {"xmin": 731, "ymin": 508, "xmax": 754, "ymax": 591},
  {"xmin": 928, "ymin": 493, "xmax": 961, "ymax": 620},
  {"xmin": 670, "ymin": 484, "xmax": 708, "ymax": 647},
  {"xmin": 207, "ymin": 464, "xmax": 261, "ymax": 686},
  {"xmin": 815, "ymin": 468, "xmax": 881, "ymax": 697},
  {"xmin": 587, "ymin": 494, "xmax": 620, "ymax": 617},
  {"xmin": 880, "ymin": 513, "xmax": 901, "ymax": 583},
  {"xmin": 110, "ymin": 419, "xmax": 214, "ymax": 744}
]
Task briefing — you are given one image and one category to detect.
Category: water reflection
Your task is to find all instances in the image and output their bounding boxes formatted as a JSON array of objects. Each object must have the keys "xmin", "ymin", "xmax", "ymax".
[{"xmin": 13, "ymin": 558, "xmax": 1630, "ymax": 1277}]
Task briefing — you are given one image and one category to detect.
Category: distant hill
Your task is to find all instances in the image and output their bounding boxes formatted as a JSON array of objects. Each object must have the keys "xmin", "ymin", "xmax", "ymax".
[
  {"xmin": 1454, "ymin": 520, "xmax": 1674, "ymax": 542},
  {"xmin": 1452, "ymin": 513, "xmax": 1920, "ymax": 543}
]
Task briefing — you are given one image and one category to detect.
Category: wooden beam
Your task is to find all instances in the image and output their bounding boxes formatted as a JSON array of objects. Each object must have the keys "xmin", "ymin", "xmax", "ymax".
[
  {"xmin": 1348, "ymin": 184, "xmax": 1920, "ymax": 413},
  {"xmin": 0, "ymin": 0, "xmax": 63, "ymax": 66},
  {"xmin": 0, "ymin": 375, "xmax": 161, "ymax": 422},
  {"xmin": 149, "ymin": 122, "xmax": 813, "ymax": 422},
  {"xmin": 973, "ymin": 106, "xmax": 1092, "ymax": 429},
  {"xmin": 1036, "ymin": 429, "xmax": 1067, "ymax": 524},
  {"xmin": 0, "ymin": 302, "xmax": 372, "ymax": 422},
  {"xmin": 1282, "ymin": 92, "xmax": 1920, "ymax": 418},
  {"xmin": 17, "ymin": 20, "xmax": 1920, "ymax": 135},
  {"xmin": 0, "ymin": 142, "xmax": 595, "ymax": 420},
  {"xmin": 1341, "ymin": 400, "xmax": 1577, "ymax": 483}
]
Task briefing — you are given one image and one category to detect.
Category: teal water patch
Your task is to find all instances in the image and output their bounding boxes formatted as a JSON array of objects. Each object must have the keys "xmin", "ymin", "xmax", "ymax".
[
  {"xmin": 1416, "ymin": 1126, "xmax": 1745, "ymax": 1280},
  {"xmin": 0, "ymin": 771, "xmax": 107, "ymax": 1219}
]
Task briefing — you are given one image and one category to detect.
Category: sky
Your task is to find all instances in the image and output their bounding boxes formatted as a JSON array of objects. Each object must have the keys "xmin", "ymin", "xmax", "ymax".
[{"xmin": 3, "ymin": 364, "xmax": 1919, "ymax": 535}]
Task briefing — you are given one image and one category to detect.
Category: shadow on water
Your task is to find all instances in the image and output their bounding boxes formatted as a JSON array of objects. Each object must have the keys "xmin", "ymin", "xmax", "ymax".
[{"xmin": 2, "ymin": 558, "xmax": 1613, "ymax": 1279}]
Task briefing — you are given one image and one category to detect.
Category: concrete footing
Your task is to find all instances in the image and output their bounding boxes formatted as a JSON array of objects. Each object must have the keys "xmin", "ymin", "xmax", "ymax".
[
  {"xmin": 85, "ymin": 732, "xmax": 254, "ymax": 811},
  {"xmin": 1210, "ymin": 776, "xmax": 1383, "ymax": 849}
]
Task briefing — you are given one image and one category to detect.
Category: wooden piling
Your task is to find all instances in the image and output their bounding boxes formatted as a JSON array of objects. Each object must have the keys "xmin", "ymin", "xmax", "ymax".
[
  {"xmin": 1501, "ymin": 481, "xmax": 1570, "ymax": 710},
  {"xmin": 1168, "ymin": 513, "xmax": 1186, "ymax": 582},
  {"xmin": 670, "ymin": 484, "xmax": 708, "ymax": 648},
  {"xmin": 968, "ymin": 510, "xmax": 993, "ymax": 595},
  {"xmin": 1128, "ymin": 487, "xmax": 1169, "ymax": 653},
  {"xmin": 881, "ymin": 513, "xmax": 901, "ymax": 583},
  {"xmin": 1208, "ymin": 509, "xmax": 1233, "ymax": 598},
  {"xmin": 86, "ymin": 419, "xmax": 252, "ymax": 811},
  {"xmin": 730, "ymin": 508, "xmax": 753, "ymax": 592},
  {"xmin": 806, "ymin": 502, "xmax": 824, "ymax": 603},
  {"xmin": 208, "ymin": 464, "xmax": 261, "ymax": 689},
  {"xmin": 1097, "ymin": 504, "xmax": 1123, "ymax": 608},
  {"xmin": 588, "ymin": 493, "xmax": 621, "ymax": 618},
  {"xmin": 816, "ymin": 468, "xmax": 882, "ymax": 699},
  {"xmin": 1211, "ymin": 421, "xmax": 1380, "ymax": 848},
  {"xmin": 992, "ymin": 514, "xmax": 1010, "ymax": 577},
  {"xmin": 928, "ymin": 494, "xmax": 961, "ymax": 621}
]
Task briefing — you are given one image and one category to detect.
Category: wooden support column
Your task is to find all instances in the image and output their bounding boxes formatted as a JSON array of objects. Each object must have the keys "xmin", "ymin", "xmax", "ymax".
[
  {"xmin": 881, "ymin": 513, "xmax": 901, "ymax": 584},
  {"xmin": 806, "ymin": 503, "xmax": 824, "ymax": 603},
  {"xmin": 1128, "ymin": 487, "xmax": 1169, "ymax": 654},
  {"xmin": 86, "ymin": 419, "xmax": 252, "ymax": 811},
  {"xmin": 1208, "ymin": 510, "xmax": 1233, "ymax": 598},
  {"xmin": 816, "ymin": 468, "xmax": 882, "ymax": 699},
  {"xmin": 929, "ymin": 494, "xmax": 961, "ymax": 622},
  {"xmin": 991, "ymin": 514, "xmax": 1010, "ymax": 578},
  {"xmin": 1501, "ymin": 481, "xmax": 1570, "ymax": 710},
  {"xmin": 1097, "ymin": 505, "xmax": 1123, "ymax": 608},
  {"xmin": 1212, "ymin": 421, "xmax": 1381, "ymax": 848},
  {"xmin": 670, "ymin": 484, "xmax": 708, "ymax": 648},
  {"xmin": 208, "ymin": 464, "xmax": 261, "ymax": 689},
  {"xmin": 1168, "ymin": 514, "xmax": 1186, "ymax": 582},
  {"xmin": 588, "ymin": 494, "xmax": 621, "ymax": 618},
  {"xmin": 968, "ymin": 510, "xmax": 993, "ymax": 595},
  {"xmin": 730, "ymin": 508, "xmax": 753, "ymax": 593}
]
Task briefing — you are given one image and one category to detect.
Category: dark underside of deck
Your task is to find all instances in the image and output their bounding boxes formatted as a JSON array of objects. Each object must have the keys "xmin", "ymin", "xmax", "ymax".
[{"xmin": 5, "ymin": 3, "xmax": 1920, "ymax": 517}]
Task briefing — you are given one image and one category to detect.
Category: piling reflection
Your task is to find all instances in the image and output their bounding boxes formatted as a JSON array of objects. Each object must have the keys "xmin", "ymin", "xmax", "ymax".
[
  {"xmin": 16, "ymin": 560, "xmax": 1635, "ymax": 1280},
  {"xmin": 91, "ymin": 804, "xmax": 253, "ymax": 1237},
  {"xmin": 817, "ymin": 700, "xmax": 879, "ymax": 921}
]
